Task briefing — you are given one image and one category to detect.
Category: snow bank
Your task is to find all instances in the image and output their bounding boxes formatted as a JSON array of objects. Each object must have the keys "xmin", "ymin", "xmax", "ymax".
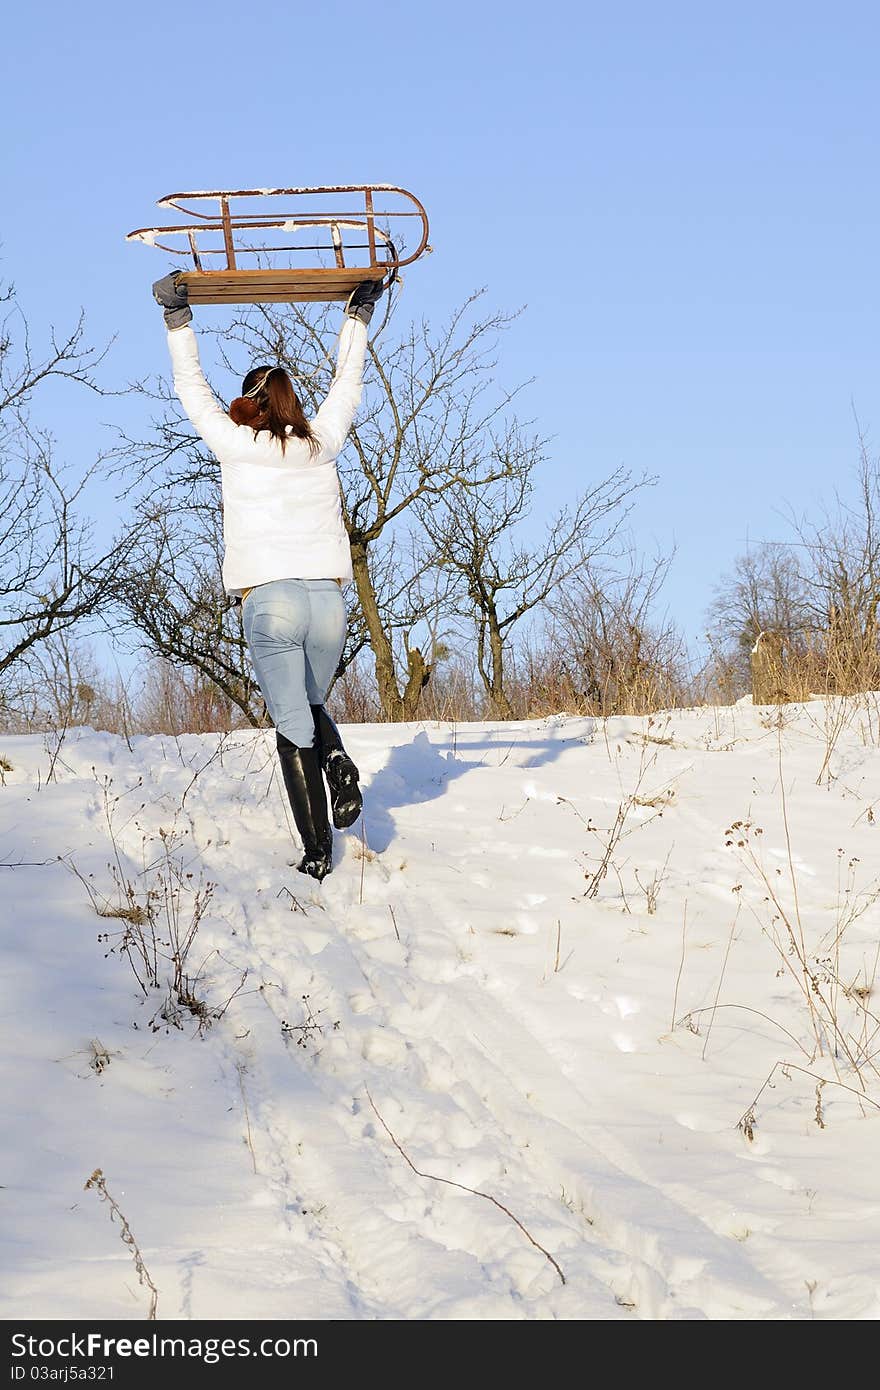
[{"xmin": 1, "ymin": 701, "xmax": 879, "ymax": 1320}]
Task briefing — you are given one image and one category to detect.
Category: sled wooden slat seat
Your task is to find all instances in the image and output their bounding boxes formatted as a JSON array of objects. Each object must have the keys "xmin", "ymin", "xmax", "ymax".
[
  {"xmin": 127, "ymin": 185, "xmax": 430, "ymax": 306},
  {"xmin": 179, "ymin": 266, "xmax": 385, "ymax": 306}
]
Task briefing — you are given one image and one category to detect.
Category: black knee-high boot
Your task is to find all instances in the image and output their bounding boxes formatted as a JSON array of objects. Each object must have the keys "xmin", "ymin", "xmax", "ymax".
[
  {"xmin": 276, "ymin": 731, "xmax": 334, "ymax": 880},
  {"xmin": 310, "ymin": 704, "xmax": 362, "ymax": 830}
]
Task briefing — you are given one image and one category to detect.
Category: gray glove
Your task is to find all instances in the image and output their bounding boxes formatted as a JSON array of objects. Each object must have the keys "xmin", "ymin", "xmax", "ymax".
[
  {"xmin": 152, "ymin": 271, "xmax": 192, "ymax": 329},
  {"xmin": 346, "ymin": 279, "xmax": 384, "ymax": 325}
]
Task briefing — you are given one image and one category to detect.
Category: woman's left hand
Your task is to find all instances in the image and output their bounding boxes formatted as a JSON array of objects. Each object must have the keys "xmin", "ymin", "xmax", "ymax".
[{"xmin": 346, "ymin": 279, "xmax": 385, "ymax": 324}]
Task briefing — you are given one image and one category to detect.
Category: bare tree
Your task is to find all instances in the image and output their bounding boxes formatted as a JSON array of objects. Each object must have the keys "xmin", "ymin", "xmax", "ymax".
[
  {"xmin": 212, "ymin": 293, "xmax": 525, "ymax": 719},
  {"xmin": 798, "ymin": 439, "xmax": 880, "ymax": 663},
  {"xmin": 9, "ymin": 631, "xmax": 138, "ymax": 736},
  {"xmin": 708, "ymin": 540, "xmax": 812, "ymax": 686},
  {"xmin": 0, "ymin": 280, "xmax": 135, "ymax": 704},
  {"xmin": 542, "ymin": 544, "xmax": 688, "ymax": 715},
  {"xmin": 419, "ymin": 425, "xmax": 644, "ymax": 715},
  {"xmin": 708, "ymin": 437, "xmax": 880, "ymax": 697}
]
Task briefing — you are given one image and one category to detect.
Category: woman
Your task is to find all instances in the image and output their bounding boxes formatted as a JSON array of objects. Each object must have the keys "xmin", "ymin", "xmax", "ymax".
[{"xmin": 152, "ymin": 270, "xmax": 383, "ymax": 881}]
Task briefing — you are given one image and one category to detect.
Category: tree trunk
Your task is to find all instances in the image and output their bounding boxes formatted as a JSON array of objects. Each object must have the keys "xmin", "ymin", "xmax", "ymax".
[
  {"xmin": 401, "ymin": 644, "xmax": 432, "ymax": 720},
  {"xmin": 474, "ymin": 608, "xmax": 513, "ymax": 717},
  {"xmin": 350, "ymin": 541, "xmax": 405, "ymax": 721},
  {"xmin": 487, "ymin": 610, "xmax": 514, "ymax": 717}
]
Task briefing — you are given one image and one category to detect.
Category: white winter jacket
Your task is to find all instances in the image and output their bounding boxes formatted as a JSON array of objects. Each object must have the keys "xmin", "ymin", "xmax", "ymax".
[{"xmin": 166, "ymin": 318, "xmax": 367, "ymax": 594}]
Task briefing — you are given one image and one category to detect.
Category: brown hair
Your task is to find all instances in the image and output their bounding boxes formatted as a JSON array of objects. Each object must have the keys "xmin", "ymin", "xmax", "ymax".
[{"xmin": 229, "ymin": 365, "xmax": 318, "ymax": 454}]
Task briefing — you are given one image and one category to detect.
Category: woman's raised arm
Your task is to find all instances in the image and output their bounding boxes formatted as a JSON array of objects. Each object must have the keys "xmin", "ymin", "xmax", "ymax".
[
  {"xmin": 311, "ymin": 279, "xmax": 384, "ymax": 458},
  {"xmin": 166, "ymin": 322, "xmax": 242, "ymax": 457},
  {"xmin": 153, "ymin": 272, "xmax": 241, "ymax": 456},
  {"xmin": 311, "ymin": 317, "xmax": 369, "ymax": 458}
]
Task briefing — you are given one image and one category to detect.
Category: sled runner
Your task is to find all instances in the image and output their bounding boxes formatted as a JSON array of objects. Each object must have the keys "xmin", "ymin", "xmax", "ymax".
[{"xmin": 127, "ymin": 185, "xmax": 430, "ymax": 305}]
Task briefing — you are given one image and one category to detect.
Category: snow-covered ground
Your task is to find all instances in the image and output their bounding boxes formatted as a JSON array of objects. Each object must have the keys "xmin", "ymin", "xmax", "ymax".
[{"xmin": 2, "ymin": 698, "xmax": 879, "ymax": 1321}]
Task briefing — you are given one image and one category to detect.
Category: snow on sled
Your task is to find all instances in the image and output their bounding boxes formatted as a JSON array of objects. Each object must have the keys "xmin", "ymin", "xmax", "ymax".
[{"xmin": 127, "ymin": 185, "xmax": 431, "ymax": 305}]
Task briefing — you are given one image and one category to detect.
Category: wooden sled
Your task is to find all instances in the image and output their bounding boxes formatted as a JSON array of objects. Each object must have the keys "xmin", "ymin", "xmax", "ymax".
[{"xmin": 127, "ymin": 185, "xmax": 430, "ymax": 305}]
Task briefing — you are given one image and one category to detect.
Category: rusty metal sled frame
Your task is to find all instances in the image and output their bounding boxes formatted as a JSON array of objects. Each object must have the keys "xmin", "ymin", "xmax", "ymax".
[{"xmin": 127, "ymin": 185, "xmax": 430, "ymax": 305}]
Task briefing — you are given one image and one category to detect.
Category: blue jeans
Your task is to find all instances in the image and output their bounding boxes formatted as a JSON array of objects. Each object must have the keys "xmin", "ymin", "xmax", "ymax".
[{"xmin": 242, "ymin": 578, "xmax": 347, "ymax": 747}]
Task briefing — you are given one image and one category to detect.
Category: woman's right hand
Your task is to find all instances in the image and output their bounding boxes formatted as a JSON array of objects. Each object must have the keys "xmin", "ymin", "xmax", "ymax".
[{"xmin": 153, "ymin": 271, "xmax": 193, "ymax": 329}]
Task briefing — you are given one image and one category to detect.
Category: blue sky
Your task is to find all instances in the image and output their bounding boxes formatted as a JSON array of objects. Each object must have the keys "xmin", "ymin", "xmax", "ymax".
[{"xmin": 2, "ymin": 1, "xmax": 878, "ymax": 650}]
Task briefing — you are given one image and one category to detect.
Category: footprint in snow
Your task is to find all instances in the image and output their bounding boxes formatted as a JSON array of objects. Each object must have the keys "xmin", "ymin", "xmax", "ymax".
[
  {"xmin": 513, "ymin": 913, "xmax": 541, "ymax": 935},
  {"xmin": 598, "ymin": 996, "xmax": 641, "ymax": 1020},
  {"xmin": 348, "ymin": 990, "xmax": 379, "ymax": 1016},
  {"xmin": 360, "ymin": 1030, "xmax": 409, "ymax": 1067},
  {"xmin": 614, "ymin": 995, "xmax": 641, "ymax": 1019},
  {"xmin": 675, "ymin": 1111, "xmax": 729, "ymax": 1135}
]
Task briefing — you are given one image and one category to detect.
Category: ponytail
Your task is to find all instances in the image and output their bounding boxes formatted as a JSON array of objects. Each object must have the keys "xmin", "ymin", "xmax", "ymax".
[{"xmin": 230, "ymin": 365, "xmax": 318, "ymax": 454}]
